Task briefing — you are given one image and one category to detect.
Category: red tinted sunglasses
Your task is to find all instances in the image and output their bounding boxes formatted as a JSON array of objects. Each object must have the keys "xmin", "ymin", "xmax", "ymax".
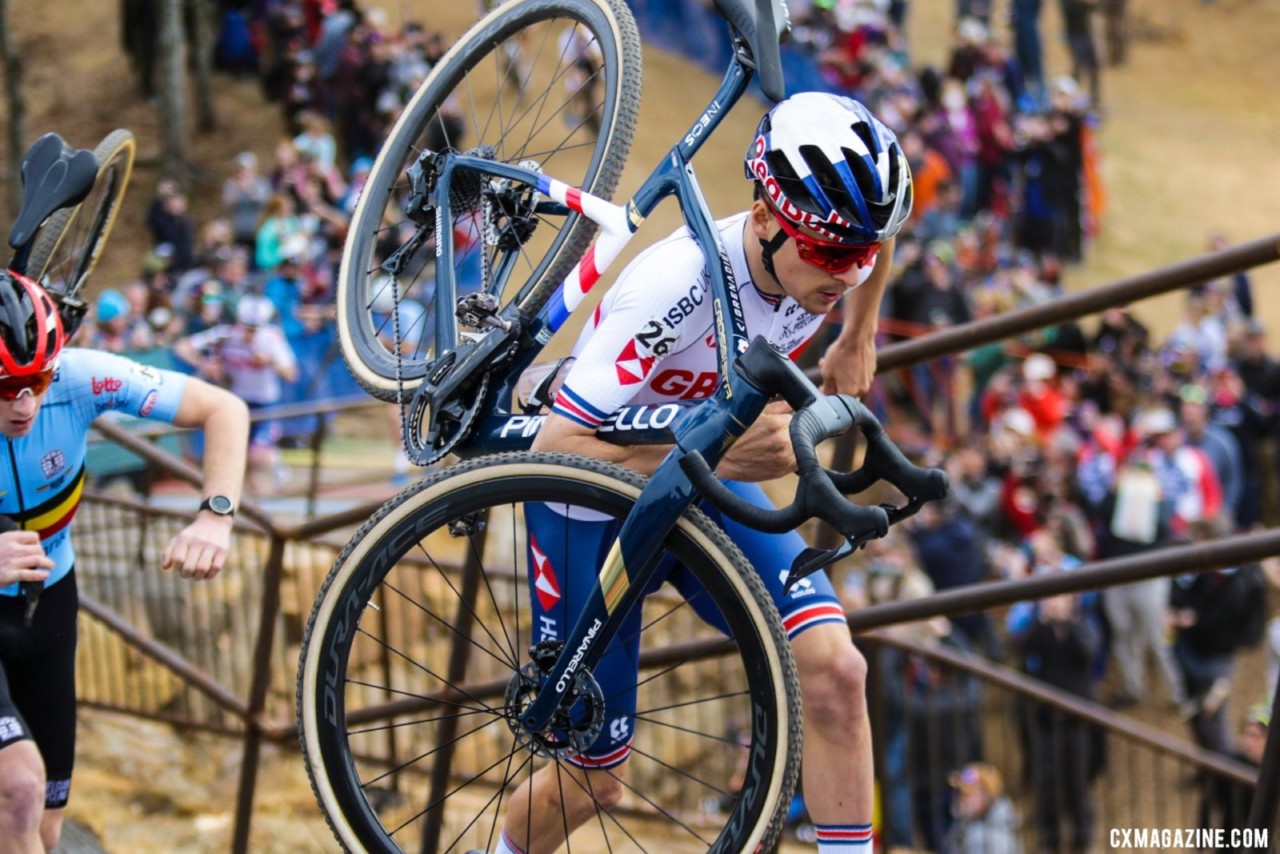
[
  {"xmin": 769, "ymin": 204, "xmax": 881, "ymax": 274},
  {"xmin": 0, "ymin": 367, "xmax": 55, "ymax": 401}
]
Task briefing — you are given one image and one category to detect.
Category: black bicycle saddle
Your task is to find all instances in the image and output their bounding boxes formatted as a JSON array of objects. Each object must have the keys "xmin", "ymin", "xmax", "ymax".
[
  {"xmin": 713, "ymin": 0, "xmax": 790, "ymax": 102},
  {"xmin": 7, "ymin": 133, "xmax": 98, "ymax": 253}
]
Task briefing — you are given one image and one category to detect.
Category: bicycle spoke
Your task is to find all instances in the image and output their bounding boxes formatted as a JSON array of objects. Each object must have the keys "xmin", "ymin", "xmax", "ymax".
[
  {"xmin": 463, "ymin": 524, "xmax": 521, "ymax": 668},
  {"xmin": 627, "ymin": 648, "xmax": 739, "ymax": 695},
  {"xmin": 410, "ymin": 543, "xmax": 520, "ymax": 670},
  {"xmin": 555, "ymin": 764, "xmax": 574, "ymax": 852},
  {"xmin": 343, "ymin": 675, "xmax": 498, "ymax": 718},
  {"xmin": 523, "ymin": 753, "xmax": 534, "ymax": 854},
  {"xmin": 365, "ymin": 715, "xmax": 507, "ymax": 790},
  {"xmin": 504, "ymin": 21, "xmax": 582, "ymax": 163},
  {"xmin": 387, "ymin": 733, "xmax": 529, "ymax": 838},
  {"xmin": 555, "ymin": 764, "xmax": 649, "ymax": 851},
  {"xmin": 440, "ymin": 741, "xmax": 535, "ymax": 853},
  {"xmin": 578, "ymin": 763, "xmax": 618, "ymax": 854},
  {"xmin": 632, "ymin": 689, "xmax": 751, "ymax": 718},
  {"xmin": 597, "ymin": 762, "xmax": 710, "ymax": 848},
  {"xmin": 348, "ymin": 633, "xmax": 505, "ymax": 717},
  {"xmin": 483, "ymin": 47, "xmax": 507, "ymax": 149},
  {"xmin": 517, "ymin": 137, "xmax": 605, "ymax": 162},
  {"xmin": 478, "ymin": 729, "xmax": 530, "ymax": 854},
  {"xmin": 513, "ymin": 57, "xmax": 606, "ymax": 165},
  {"xmin": 626, "ymin": 740, "xmax": 736, "ymax": 803},
  {"xmin": 345, "ymin": 706, "xmax": 497, "ymax": 738},
  {"xmin": 462, "ymin": 67, "xmax": 482, "ymax": 154},
  {"xmin": 382, "ymin": 578, "xmax": 516, "ymax": 672},
  {"xmin": 516, "ymin": 15, "xmax": 558, "ymax": 121},
  {"xmin": 628, "ymin": 711, "xmax": 745, "ymax": 748}
]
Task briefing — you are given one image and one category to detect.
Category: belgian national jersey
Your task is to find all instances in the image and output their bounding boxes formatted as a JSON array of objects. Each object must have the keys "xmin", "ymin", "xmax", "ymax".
[{"xmin": 0, "ymin": 349, "xmax": 188, "ymax": 595}]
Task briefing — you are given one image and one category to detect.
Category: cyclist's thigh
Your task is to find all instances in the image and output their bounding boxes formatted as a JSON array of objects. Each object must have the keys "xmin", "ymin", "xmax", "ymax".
[
  {"xmin": 524, "ymin": 503, "xmax": 665, "ymax": 767},
  {"xmin": 0, "ymin": 571, "xmax": 78, "ymax": 809},
  {"xmin": 688, "ymin": 481, "xmax": 847, "ymax": 640}
]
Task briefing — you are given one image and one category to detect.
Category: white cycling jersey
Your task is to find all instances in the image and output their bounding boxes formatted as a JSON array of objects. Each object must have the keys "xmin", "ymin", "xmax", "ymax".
[{"xmin": 551, "ymin": 212, "xmax": 875, "ymax": 427}]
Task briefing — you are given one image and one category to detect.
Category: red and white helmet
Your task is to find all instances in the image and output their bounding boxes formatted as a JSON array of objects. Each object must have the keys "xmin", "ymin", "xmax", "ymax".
[
  {"xmin": 0, "ymin": 270, "xmax": 64, "ymax": 377},
  {"xmin": 745, "ymin": 92, "xmax": 913, "ymax": 244}
]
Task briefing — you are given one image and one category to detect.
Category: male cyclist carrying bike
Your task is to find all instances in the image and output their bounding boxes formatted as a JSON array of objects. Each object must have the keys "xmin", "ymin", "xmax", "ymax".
[
  {"xmin": 0, "ymin": 272, "xmax": 250, "ymax": 852},
  {"xmin": 491, "ymin": 92, "xmax": 912, "ymax": 854}
]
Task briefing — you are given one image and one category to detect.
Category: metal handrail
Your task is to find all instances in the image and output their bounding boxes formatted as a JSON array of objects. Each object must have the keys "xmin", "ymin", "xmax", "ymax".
[
  {"xmin": 79, "ymin": 591, "xmax": 251, "ymax": 719},
  {"xmin": 875, "ymin": 233, "xmax": 1280, "ymax": 372},
  {"xmin": 72, "ymin": 232, "xmax": 1280, "ymax": 847},
  {"xmin": 865, "ymin": 632, "xmax": 1258, "ymax": 786}
]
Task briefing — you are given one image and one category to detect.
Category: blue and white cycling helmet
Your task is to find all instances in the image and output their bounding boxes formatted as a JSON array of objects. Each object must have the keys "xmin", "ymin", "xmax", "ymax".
[{"xmin": 745, "ymin": 92, "xmax": 913, "ymax": 244}]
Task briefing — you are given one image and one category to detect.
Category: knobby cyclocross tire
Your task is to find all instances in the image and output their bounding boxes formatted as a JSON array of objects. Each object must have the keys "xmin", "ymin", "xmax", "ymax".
[
  {"xmin": 25, "ymin": 129, "xmax": 135, "ymax": 300},
  {"xmin": 338, "ymin": 0, "xmax": 641, "ymax": 401},
  {"xmin": 298, "ymin": 453, "xmax": 800, "ymax": 853}
]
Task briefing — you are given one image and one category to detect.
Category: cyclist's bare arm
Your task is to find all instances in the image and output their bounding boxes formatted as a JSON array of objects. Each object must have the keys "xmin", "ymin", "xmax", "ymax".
[
  {"xmin": 171, "ymin": 376, "xmax": 249, "ymax": 501},
  {"xmin": 532, "ymin": 401, "xmax": 797, "ymax": 481},
  {"xmin": 820, "ymin": 235, "xmax": 896, "ymax": 396},
  {"xmin": 532, "ymin": 411, "xmax": 672, "ymax": 475},
  {"xmin": 162, "ymin": 377, "xmax": 250, "ymax": 578}
]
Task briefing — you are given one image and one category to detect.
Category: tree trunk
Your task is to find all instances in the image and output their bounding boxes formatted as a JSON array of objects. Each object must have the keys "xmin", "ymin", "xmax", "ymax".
[
  {"xmin": 189, "ymin": 0, "xmax": 216, "ymax": 132},
  {"xmin": 0, "ymin": 0, "xmax": 25, "ymax": 218},
  {"xmin": 158, "ymin": 0, "xmax": 188, "ymax": 180}
]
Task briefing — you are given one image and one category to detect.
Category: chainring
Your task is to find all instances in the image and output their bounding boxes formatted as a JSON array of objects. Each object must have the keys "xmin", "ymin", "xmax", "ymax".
[{"xmin": 401, "ymin": 368, "xmax": 490, "ymax": 467}]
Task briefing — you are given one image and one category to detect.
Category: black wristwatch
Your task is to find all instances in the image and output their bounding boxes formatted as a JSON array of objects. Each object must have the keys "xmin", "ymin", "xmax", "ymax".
[{"xmin": 198, "ymin": 495, "xmax": 236, "ymax": 518}]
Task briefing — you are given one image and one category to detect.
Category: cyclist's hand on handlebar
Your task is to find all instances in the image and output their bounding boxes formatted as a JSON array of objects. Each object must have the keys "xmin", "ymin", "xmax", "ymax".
[
  {"xmin": 819, "ymin": 333, "xmax": 876, "ymax": 396},
  {"xmin": 0, "ymin": 531, "xmax": 53, "ymax": 588},
  {"xmin": 718, "ymin": 400, "xmax": 796, "ymax": 482}
]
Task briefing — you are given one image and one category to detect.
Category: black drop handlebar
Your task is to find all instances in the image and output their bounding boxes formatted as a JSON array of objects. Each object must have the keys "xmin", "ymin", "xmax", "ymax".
[{"xmin": 678, "ymin": 338, "xmax": 948, "ymax": 588}]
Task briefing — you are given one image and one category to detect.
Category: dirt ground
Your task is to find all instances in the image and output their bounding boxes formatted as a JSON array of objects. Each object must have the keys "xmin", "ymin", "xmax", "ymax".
[{"xmin": 2, "ymin": 0, "xmax": 1279, "ymax": 850}]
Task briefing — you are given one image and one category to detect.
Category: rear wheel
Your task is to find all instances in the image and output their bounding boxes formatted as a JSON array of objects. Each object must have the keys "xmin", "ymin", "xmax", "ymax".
[
  {"xmin": 297, "ymin": 453, "xmax": 800, "ymax": 853},
  {"xmin": 26, "ymin": 129, "xmax": 135, "ymax": 300},
  {"xmin": 337, "ymin": 0, "xmax": 641, "ymax": 402}
]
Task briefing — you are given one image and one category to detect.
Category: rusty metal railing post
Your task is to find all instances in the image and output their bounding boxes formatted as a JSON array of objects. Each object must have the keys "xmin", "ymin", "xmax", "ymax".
[
  {"xmin": 863, "ymin": 639, "xmax": 892, "ymax": 846},
  {"xmin": 1245, "ymin": 668, "xmax": 1280, "ymax": 836},
  {"xmin": 232, "ymin": 533, "xmax": 288, "ymax": 854},
  {"xmin": 421, "ymin": 517, "xmax": 489, "ymax": 853},
  {"xmin": 307, "ymin": 413, "xmax": 329, "ymax": 520}
]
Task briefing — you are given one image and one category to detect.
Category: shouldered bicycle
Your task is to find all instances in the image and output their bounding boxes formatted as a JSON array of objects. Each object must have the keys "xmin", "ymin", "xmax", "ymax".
[{"xmin": 296, "ymin": 1, "xmax": 945, "ymax": 851}]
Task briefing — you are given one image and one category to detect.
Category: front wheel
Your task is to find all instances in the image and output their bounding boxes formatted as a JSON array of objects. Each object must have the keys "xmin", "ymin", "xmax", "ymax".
[
  {"xmin": 337, "ymin": 0, "xmax": 641, "ymax": 402},
  {"xmin": 297, "ymin": 453, "xmax": 800, "ymax": 853}
]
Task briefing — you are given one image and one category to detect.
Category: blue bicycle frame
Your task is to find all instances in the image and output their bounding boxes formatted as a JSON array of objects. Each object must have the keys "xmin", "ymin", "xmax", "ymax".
[{"xmin": 425, "ymin": 48, "xmax": 783, "ymax": 733}]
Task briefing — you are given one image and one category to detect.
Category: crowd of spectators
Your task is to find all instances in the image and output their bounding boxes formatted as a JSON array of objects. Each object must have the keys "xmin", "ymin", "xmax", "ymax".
[
  {"xmin": 92, "ymin": 1, "xmax": 1275, "ymax": 848},
  {"xmin": 91, "ymin": 0, "xmax": 459, "ymax": 486},
  {"xmin": 779, "ymin": 2, "xmax": 1279, "ymax": 850}
]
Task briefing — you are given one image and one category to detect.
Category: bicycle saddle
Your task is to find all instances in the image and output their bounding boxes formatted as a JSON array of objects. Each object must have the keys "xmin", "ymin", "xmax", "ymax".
[
  {"xmin": 713, "ymin": 0, "xmax": 789, "ymax": 102},
  {"xmin": 7, "ymin": 133, "xmax": 98, "ymax": 252}
]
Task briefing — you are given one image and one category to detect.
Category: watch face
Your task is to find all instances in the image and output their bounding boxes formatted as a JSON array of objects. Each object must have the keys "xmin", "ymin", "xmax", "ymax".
[{"xmin": 208, "ymin": 495, "xmax": 234, "ymax": 514}]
